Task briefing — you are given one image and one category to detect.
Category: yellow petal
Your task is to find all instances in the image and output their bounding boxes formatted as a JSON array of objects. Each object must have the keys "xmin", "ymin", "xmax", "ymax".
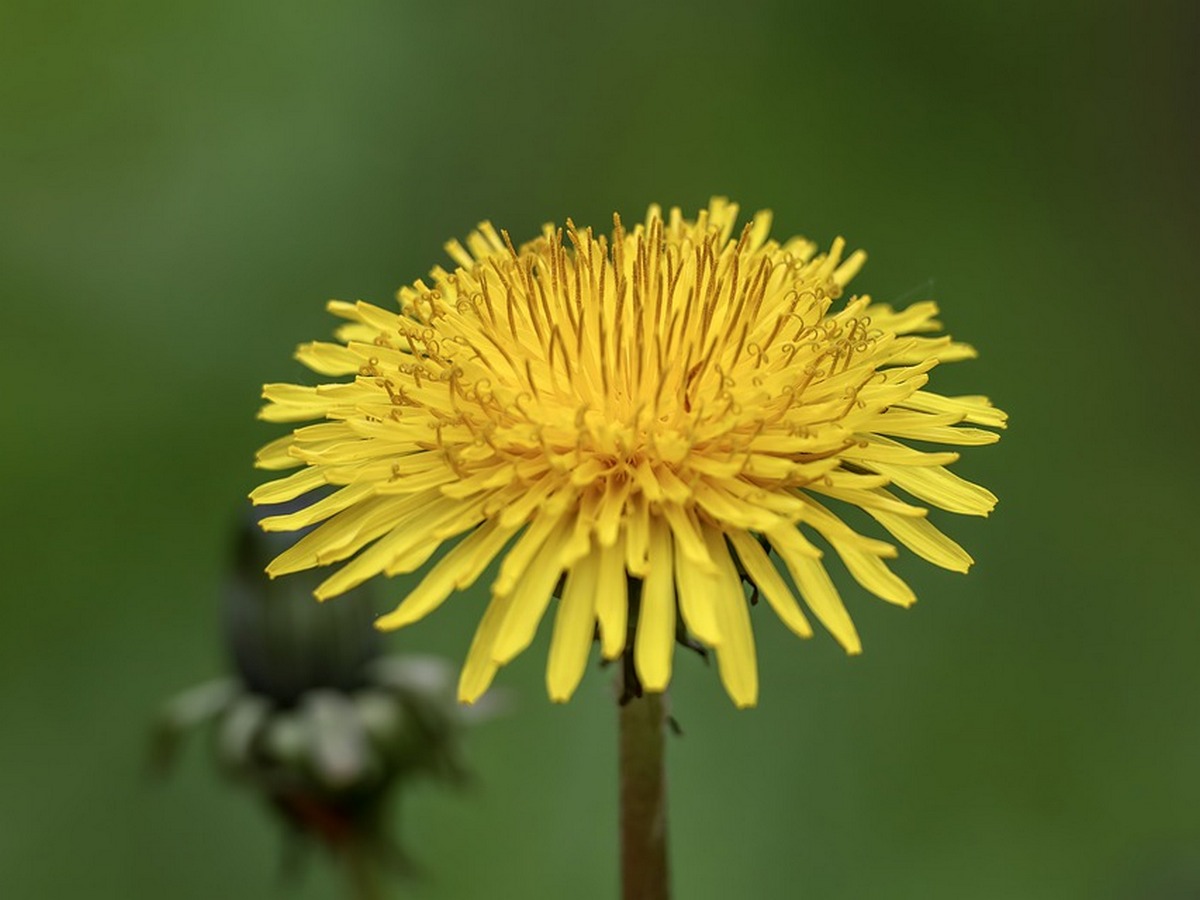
[
  {"xmin": 863, "ymin": 300, "xmax": 941, "ymax": 334},
  {"xmin": 492, "ymin": 506, "xmax": 571, "ymax": 596},
  {"xmin": 830, "ymin": 542, "xmax": 915, "ymax": 607},
  {"xmin": 869, "ymin": 508, "xmax": 974, "ymax": 573},
  {"xmin": 265, "ymin": 495, "xmax": 411, "ymax": 577},
  {"xmin": 255, "ymin": 434, "xmax": 303, "ymax": 471},
  {"xmin": 870, "ymin": 462, "xmax": 998, "ymax": 517},
  {"xmin": 624, "ymin": 493, "xmax": 651, "ymax": 577},
  {"xmin": 257, "ymin": 483, "xmax": 374, "ymax": 532},
  {"xmin": 594, "ymin": 476, "xmax": 632, "ymax": 547},
  {"xmin": 634, "ymin": 517, "xmax": 675, "ymax": 691},
  {"xmin": 547, "ymin": 551, "xmax": 600, "ymax": 702},
  {"xmin": 703, "ymin": 526, "xmax": 759, "ymax": 707},
  {"xmin": 595, "ymin": 534, "xmax": 628, "ymax": 660},
  {"xmin": 497, "ymin": 476, "xmax": 561, "ymax": 528},
  {"xmin": 662, "ymin": 502, "xmax": 716, "ymax": 573},
  {"xmin": 768, "ymin": 528, "xmax": 862, "ymax": 654},
  {"xmin": 314, "ymin": 505, "xmax": 450, "ymax": 599},
  {"xmin": 559, "ymin": 489, "xmax": 601, "ymax": 567},
  {"xmin": 727, "ymin": 529, "xmax": 812, "ymax": 638},
  {"xmin": 673, "ymin": 523, "xmax": 722, "ymax": 647},
  {"xmin": 294, "ymin": 341, "xmax": 361, "ymax": 376},
  {"xmin": 832, "ymin": 249, "xmax": 866, "ymax": 287},
  {"xmin": 902, "ymin": 390, "xmax": 1007, "ymax": 428},
  {"xmin": 491, "ymin": 528, "xmax": 569, "ymax": 664},
  {"xmin": 250, "ymin": 466, "xmax": 326, "ymax": 505},
  {"xmin": 810, "ymin": 484, "xmax": 927, "ymax": 518},
  {"xmin": 693, "ymin": 480, "xmax": 785, "ymax": 531},
  {"xmin": 373, "ymin": 465, "xmax": 459, "ymax": 496},
  {"xmin": 458, "ymin": 593, "xmax": 513, "ymax": 704},
  {"xmin": 453, "ymin": 519, "xmax": 521, "ymax": 590},
  {"xmin": 374, "ymin": 526, "xmax": 500, "ymax": 630},
  {"xmin": 842, "ymin": 437, "xmax": 961, "ymax": 468}
]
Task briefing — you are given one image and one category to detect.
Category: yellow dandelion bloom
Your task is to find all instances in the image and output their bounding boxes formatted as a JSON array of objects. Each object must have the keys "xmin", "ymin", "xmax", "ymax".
[{"xmin": 251, "ymin": 198, "xmax": 1005, "ymax": 708}]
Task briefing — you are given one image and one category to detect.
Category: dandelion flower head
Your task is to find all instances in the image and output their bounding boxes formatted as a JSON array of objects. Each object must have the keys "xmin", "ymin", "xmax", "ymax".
[{"xmin": 252, "ymin": 199, "xmax": 1005, "ymax": 708}]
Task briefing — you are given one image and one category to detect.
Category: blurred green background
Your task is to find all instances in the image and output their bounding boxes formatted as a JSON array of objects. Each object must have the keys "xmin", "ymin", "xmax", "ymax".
[{"xmin": 2, "ymin": 1, "xmax": 1198, "ymax": 897}]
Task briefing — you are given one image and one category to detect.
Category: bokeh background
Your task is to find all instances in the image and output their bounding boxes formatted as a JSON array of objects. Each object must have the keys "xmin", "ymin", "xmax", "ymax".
[{"xmin": 2, "ymin": 1, "xmax": 1198, "ymax": 897}]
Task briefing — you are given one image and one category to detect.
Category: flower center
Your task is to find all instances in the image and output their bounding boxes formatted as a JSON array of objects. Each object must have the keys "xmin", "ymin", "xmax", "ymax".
[{"xmin": 368, "ymin": 211, "xmax": 874, "ymax": 501}]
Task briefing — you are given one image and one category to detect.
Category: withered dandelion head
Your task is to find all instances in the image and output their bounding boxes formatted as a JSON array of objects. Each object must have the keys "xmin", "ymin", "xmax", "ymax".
[{"xmin": 251, "ymin": 199, "xmax": 1005, "ymax": 708}]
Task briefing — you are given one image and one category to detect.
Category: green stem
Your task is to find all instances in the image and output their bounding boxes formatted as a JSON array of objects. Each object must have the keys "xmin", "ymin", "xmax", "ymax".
[{"xmin": 619, "ymin": 683, "xmax": 671, "ymax": 900}]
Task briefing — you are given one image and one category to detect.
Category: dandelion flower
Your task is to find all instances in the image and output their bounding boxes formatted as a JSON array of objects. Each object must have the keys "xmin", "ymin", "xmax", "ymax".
[{"xmin": 251, "ymin": 199, "xmax": 1005, "ymax": 708}]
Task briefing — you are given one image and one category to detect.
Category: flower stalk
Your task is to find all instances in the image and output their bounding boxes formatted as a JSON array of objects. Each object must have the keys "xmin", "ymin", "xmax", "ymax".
[{"xmin": 619, "ymin": 674, "xmax": 670, "ymax": 900}]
